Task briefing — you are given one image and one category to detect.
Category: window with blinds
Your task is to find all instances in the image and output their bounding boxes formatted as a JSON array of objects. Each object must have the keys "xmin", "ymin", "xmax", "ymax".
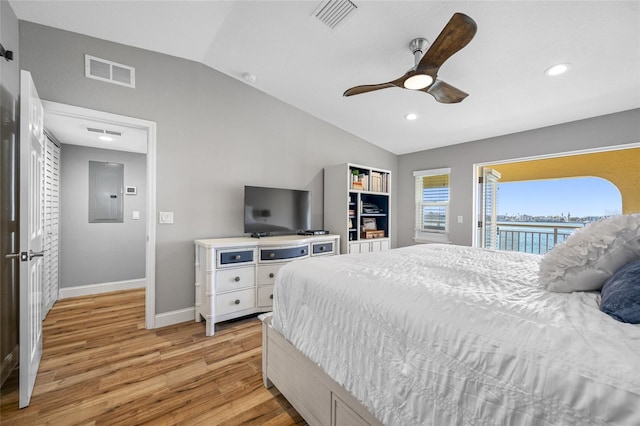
[{"xmin": 414, "ymin": 168, "xmax": 451, "ymax": 241}]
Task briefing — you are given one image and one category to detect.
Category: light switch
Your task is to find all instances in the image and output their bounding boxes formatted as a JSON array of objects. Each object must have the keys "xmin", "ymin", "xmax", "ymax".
[
  {"xmin": 132, "ymin": 211, "xmax": 140, "ymax": 220},
  {"xmin": 159, "ymin": 211, "xmax": 174, "ymax": 224},
  {"xmin": 457, "ymin": 215, "xmax": 464, "ymax": 224}
]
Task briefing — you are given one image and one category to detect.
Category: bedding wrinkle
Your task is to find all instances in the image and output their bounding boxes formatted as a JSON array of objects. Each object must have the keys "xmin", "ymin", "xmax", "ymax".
[{"xmin": 272, "ymin": 244, "xmax": 640, "ymax": 425}]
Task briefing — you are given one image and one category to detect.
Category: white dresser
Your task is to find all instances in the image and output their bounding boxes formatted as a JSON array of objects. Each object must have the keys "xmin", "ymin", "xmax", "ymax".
[{"xmin": 194, "ymin": 234, "xmax": 340, "ymax": 336}]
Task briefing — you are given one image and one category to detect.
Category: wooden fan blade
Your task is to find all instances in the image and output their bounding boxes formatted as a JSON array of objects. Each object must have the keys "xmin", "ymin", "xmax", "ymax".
[
  {"xmin": 417, "ymin": 13, "xmax": 477, "ymax": 74},
  {"xmin": 424, "ymin": 80, "xmax": 468, "ymax": 103},
  {"xmin": 343, "ymin": 82, "xmax": 397, "ymax": 97},
  {"xmin": 344, "ymin": 72, "xmax": 412, "ymax": 97}
]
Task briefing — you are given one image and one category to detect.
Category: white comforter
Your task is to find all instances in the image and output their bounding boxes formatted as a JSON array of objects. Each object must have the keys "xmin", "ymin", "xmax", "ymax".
[{"xmin": 272, "ymin": 244, "xmax": 640, "ymax": 425}]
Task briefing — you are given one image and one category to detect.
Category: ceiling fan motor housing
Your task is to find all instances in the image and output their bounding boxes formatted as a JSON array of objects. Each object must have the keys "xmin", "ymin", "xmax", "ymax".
[{"xmin": 409, "ymin": 37, "xmax": 430, "ymax": 65}]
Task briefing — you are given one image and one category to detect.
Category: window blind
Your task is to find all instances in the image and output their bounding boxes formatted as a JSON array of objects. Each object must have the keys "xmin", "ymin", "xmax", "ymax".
[{"xmin": 414, "ymin": 168, "xmax": 451, "ymax": 235}]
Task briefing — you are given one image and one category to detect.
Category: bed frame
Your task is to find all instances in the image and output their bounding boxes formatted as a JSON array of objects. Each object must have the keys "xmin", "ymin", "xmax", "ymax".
[{"xmin": 261, "ymin": 314, "xmax": 383, "ymax": 426}]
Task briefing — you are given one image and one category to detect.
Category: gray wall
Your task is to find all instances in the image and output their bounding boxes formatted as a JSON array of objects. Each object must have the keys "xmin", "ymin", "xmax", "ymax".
[
  {"xmin": 0, "ymin": 0, "xmax": 20, "ymax": 386},
  {"xmin": 18, "ymin": 22, "xmax": 397, "ymax": 314},
  {"xmin": 59, "ymin": 144, "xmax": 146, "ymax": 288},
  {"xmin": 397, "ymin": 109, "xmax": 640, "ymax": 248}
]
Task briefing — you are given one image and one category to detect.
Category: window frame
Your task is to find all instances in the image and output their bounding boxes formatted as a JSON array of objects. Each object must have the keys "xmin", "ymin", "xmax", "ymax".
[{"xmin": 413, "ymin": 167, "xmax": 452, "ymax": 243}]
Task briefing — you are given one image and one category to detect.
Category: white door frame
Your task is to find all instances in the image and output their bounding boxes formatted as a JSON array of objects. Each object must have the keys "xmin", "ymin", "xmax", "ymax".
[
  {"xmin": 470, "ymin": 142, "xmax": 640, "ymax": 248},
  {"xmin": 42, "ymin": 101, "xmax": 157, "ymax": 329}
]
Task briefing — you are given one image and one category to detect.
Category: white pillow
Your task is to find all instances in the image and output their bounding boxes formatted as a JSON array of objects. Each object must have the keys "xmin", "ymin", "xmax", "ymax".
[{"xmin": 539, "ymin": 214, "xmax": 640, "ymax": 292}]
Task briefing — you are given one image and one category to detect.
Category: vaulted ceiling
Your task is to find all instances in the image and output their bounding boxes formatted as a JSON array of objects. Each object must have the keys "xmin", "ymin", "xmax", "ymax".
[{"xmin": 9, "ymin": 1, "xmax": 640, "ymax": 155}]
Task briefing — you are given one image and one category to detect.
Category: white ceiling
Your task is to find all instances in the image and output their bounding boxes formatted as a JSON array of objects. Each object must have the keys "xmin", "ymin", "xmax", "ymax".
[
  {"xmin": 10, "ymin": 1, "xmax": 640, "ymax": 155},
  {"xmin": 44, "ymin": 109, "xmax": 148, "ymax": 154}
]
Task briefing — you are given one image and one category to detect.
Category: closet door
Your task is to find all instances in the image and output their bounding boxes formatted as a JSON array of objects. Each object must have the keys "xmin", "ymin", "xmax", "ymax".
[{"xmin": 43, "ymin": 136, "xmax": 60, "ymax": 316}]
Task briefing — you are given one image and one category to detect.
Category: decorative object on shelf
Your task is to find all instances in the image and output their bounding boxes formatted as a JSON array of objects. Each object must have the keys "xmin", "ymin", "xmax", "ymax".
[
  {"xmin": 361, "ymin": 230, "xmax": 385, "ymax": 239},
  {"xmin": 363, "ymin": 217, "xmax": 377, "ymax": 231},
  {"xmin": 362, "ymin": 203, "xmax": 381, "ymax": 213}
]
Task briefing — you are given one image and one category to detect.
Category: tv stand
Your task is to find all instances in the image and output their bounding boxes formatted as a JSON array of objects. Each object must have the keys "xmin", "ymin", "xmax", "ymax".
[{"xmin": 194, "ymin": 234, "xmax": 340, "ymax": 336}]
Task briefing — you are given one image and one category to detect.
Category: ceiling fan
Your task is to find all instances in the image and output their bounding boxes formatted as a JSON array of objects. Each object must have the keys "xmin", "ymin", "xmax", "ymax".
[{"xmin": 343, "ymin": 13, "xmax": 477, "ymax": 103}]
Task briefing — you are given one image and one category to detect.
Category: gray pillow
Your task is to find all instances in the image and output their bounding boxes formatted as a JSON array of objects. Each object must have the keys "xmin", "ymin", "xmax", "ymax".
[{"xmin": 600, "ymin": 258, "xmax": 640, "ymax": 324}]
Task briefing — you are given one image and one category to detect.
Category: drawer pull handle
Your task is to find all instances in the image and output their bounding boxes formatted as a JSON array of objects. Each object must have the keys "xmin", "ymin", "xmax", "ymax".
[
  {"xmin": 270, "ymin": 294, "xmax": 274, "ymax": 300},
  {"xmin": 234, "ymin": 255, "xmax": 241, "ymax": 260},
  {"xmin": 234, "ymin": 299, "xmax": 240, "ymax": 305},
  {"xmin": 269, "ymin": 272, "xmax": 275, "ymax": 278},
  {"xmin": 234, "ymin": 276, "xmax": 240, "ymax": 282},
  {"xmin": 269, "ymin": 252, "xmax": 275, "ymax": 258}
]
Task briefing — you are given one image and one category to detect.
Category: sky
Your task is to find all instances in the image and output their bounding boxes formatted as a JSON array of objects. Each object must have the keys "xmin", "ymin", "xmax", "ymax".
[{"xmin": 497, "ymin": 177, "xmax": 622, "ymax": 218}]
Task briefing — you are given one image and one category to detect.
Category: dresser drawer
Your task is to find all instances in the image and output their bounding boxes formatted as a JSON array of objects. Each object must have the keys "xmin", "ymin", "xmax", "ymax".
[
  {"xmin": 260, "ymin": 245, "xmax": 308, "ymax": 262},
  {"xmin": 257, "ymin": 285, "xmax": 274, "ymax": 307},
  {"xmin": 257, "ymin": 264, "xmax": 284, "ymax": 285},
  {"xmin": 215, "ymin": 267, "xmax": 255, "ymax": 293},
  {"xmin": 217, "ymin": 249, "xmax": 255, "ymax": 268},
  {"xmin": 312, "ymin": 241, "xmax": 334, "ymax": 256},
  {"xmin": 215, "ymin": 289, "xmax": 255, "ymax": 316}
]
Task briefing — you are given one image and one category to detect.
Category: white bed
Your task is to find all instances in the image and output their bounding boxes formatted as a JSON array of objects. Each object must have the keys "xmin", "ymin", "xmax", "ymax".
[{"xmin": 261, "ymin": 244, "xmax": 640, "ymax": 425}]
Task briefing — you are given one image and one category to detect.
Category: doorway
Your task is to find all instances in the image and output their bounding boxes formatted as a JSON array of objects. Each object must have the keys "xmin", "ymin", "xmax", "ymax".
[
  {"xmin": 473, "ymin": 144, "xmax": 640, "ymax": 249},
  {"xmin": 42, "ymin": 101, "xmax": 157, "ymax": 329}
]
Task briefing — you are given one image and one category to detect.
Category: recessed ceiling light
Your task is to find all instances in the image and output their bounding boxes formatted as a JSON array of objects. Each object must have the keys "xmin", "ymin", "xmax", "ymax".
[
  {"xmin": 545, "ymin": 63, "xmax": 571, "ymax": 77},
  {"xmin": 405, "ymin": 113, "xmax": 418, "ymax": 121},
  {"xmin": 99, "ymin": 136, "xmax": 114, "ymax": 142}
]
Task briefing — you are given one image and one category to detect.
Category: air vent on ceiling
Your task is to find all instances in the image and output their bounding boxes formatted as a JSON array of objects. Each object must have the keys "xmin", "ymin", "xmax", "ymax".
[
  {"xmin": 85, "ymin": 55, "xmax": 135, "ymax": 88},
  {"xmin": 314, "ymin": 0, "xmax": 357, "ymax": 29},
  {"xmin": 87, "ymin": 127, "xmax": 122, "ymax": 137}
]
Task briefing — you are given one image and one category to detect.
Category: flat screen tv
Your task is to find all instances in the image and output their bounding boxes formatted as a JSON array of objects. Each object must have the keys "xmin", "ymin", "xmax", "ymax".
[{"xmin": 244, "ymin": 186, "xmax": 311, "ymax": 235}]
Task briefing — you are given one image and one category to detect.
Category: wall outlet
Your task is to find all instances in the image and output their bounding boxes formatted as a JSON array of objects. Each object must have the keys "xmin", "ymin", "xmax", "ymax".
[
  {"xmin": 457, "ymin": 215, "xmax": 464, "ymax": 224},
  {"xmin": 159, "ymin": 211, "xmax": 174, "ymax": 224},
  {"xmin": 132, "ymin": 211, "xmax": 140, "ymax": 220}
]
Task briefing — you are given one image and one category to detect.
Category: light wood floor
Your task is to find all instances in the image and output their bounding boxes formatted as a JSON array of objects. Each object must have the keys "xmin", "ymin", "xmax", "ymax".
[{"xmin": 0, "ymin": 289, "xmax": 306, "ymax": 425}]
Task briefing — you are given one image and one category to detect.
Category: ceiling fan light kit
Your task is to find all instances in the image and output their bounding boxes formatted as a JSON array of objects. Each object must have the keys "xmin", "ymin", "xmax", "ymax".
[
  {"xmin": 343, "ymin": 13, "xmax": 477, "ymax": 103},
  {"xmin": 545, "ymin": 63, "xmax": 571, "ymax": 76},
  {"xmin": 404, "ymin": 74, "xmax": 434, "ymax": 90}
]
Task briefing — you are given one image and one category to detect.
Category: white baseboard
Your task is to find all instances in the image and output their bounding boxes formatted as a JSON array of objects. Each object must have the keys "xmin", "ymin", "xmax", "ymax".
[
  {"xmin": 59, "ymin": 278, "xmax": 146, "ymax": 299},
  {"xmin": 154, "ymin": 307, "xmax": 195, "ymax": 329}
]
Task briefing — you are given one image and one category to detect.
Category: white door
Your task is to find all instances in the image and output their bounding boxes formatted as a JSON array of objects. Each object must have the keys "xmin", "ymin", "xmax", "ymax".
[
  {"xmin": 19, "ymin": 70, "xmax": 45, "ymax": 408},
  {"xmin": 479, "ymin": 168, "xmax": 501, "ymax": 250}
]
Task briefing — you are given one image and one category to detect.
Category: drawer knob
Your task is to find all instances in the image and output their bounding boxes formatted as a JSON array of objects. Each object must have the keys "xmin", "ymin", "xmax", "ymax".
[
  {"xmin": 234, "ymin": 299, "xmax": 240, "ymax": 305},
  {"xmin": 269, "ymin": 294, "xmax": 274, "ymax": 300},
  {"xmin": 301, "ymin": 249, "xmax": 306, "ymax": 254},
  {"xmin": 269, "ymin": 272, "xmax": 275, "ymax": 278},
  {"xmin": 269, "ymin": 252, "xmax": 275, "ymax": 258},
  {"xmin": 320, "ymin": 246, "xmax": 325, "ymax": 251},
  {"xmin": 234, "ymin": 255, "xmax": 241, "ymax": 260},
  {"xmin": 234, "ymin": 276, "xmax": 240, "ymax": 282}
]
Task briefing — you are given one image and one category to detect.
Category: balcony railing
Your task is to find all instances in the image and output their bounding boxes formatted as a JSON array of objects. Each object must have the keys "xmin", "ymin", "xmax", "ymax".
[{"xmin": 494, "ymin": 222, "xmax": 583, "ymax": 255}]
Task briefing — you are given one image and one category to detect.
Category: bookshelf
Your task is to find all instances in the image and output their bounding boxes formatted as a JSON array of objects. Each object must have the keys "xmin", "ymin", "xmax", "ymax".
[{"xmin": 325, "ymin": 163, "xmax": 391, "ymax": 254}]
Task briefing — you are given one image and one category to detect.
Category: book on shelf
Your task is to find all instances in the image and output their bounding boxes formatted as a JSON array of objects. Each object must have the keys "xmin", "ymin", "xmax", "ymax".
[
  {"xmin": 350, "ymin": 169, "xmax": 369, "ymax": 191},
  {"xmin": 368, "ymin": 171, "xmax": 390, "ymax": 193}
]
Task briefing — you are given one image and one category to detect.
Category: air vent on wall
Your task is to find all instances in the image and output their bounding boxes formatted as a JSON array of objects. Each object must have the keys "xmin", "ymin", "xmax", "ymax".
[
  {"xmin": 314, "ymin": 0, "xmax": 357, "ymax": 29},
  {"xmin": 85, "ymin": 55, "xmax": 135, "ymax": 88},
  {"xmin": 87, "ymin": 127, "xmax": 122, "ymax": 137}
]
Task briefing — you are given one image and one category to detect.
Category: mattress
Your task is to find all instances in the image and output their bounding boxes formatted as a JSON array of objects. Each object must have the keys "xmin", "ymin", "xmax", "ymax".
[{"xmin": 271, "ymin": 244, "xmax": 640, "ymax": 425}]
